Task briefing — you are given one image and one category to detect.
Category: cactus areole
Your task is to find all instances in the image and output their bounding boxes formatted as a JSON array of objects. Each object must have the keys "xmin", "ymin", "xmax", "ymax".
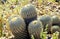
[
  {"xmin": 20, "ymin": 4, "xmax": 37, "ymax": 26},
  {"xmin": 28, "ymin": 20, "xmax": 43, "ymax": 39},
  {"xmin": 8, "ymin": 15, "xmax": 29, "ymax": 39}
]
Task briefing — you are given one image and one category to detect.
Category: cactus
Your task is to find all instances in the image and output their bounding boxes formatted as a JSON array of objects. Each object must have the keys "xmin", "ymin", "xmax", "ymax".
[
  {"xmin": 37, "ymin": 15, "xmax": 52, "ymax": 32},
  {"xmin": 28, "ymin": 20, "xmax": 43, "ymax": 39},
  {"xmin": 8, "ymin": 15, "xmax": 28, "ymax": 39},
  {"xmin": 51, "ymin": 25, "xmax": 60, "ymax": 39},
  {"xmin": 20, "ymin": 4, "xmax": 37, "ymax": 39},
  {"xmin": 52, "ymin": 16, "xmax": 60, "ymax": 25},
  {"xmin": 56, "ymin": 0, "xmax": 60, "ymax": 2},
  {"xmin": 51, "ymin": 25, "xmax": 60, "ymax": 33},
  {"xmin": 1, "ymin": 0, "xmax": 7, "ymax": 4},
  {"xmin": 20, "ymin": 4, "xmax": 37, "ymax": 26}
]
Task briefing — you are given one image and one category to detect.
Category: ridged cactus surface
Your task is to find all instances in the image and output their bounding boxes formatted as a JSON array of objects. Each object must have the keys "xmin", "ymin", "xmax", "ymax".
[
  {"xmin": 51, "ymin": 25, "xmax": 60, "ymax": 39},
  {"xmin": 51, "ymin": 25, "xmax": 60, "ymax": 33},
  {"xmin": 37, "ymin": 15, "xmax": 52, "ymax": 32},
  {"xmin": 20, "ymin": 4, "xmax": 37, "ymax": 39},
  {"xmin": 52, "ymin": 16, "xmax": 60, "ymax": 25},
  {"xmin": 20, "ymin": 4, "xmax": 37, "ymax": 19},
  {"xmin": 28, "ymin": 20, "xmax": 43, "ymax": 39},
  {"xmin": 20, "ymin": 4, "xmax": 37, "ymax": 25},
  {"xmin": 8, "ymin": 15, "xmax": 28, "ymax": 39}
]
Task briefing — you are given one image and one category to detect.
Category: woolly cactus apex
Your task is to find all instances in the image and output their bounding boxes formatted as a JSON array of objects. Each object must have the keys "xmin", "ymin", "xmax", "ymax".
[
  {"xmin": 52, "ymin": 16, "xmax": 60, "ymax": 25},
  {"xmin": 28, "ymin": 20, "xmax": 43, "ymax": 39},
  {"xmin": 20, "ymin": 4, "xmax": 37, "ymax": 26},
  {"xmin": 37, "ymin": 15, "xmax": 52, "ymax": 32},
  {"xmin": 51, "ymin": 25, "xmax": 60, "ymax": 39},
  {"xmin": 8, "ymin": 15, "xmax": 28, "ymax": 39}
]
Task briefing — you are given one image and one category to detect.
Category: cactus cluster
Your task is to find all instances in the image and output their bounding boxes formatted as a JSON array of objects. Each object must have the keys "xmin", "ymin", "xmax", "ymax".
[
  {"xmin": 20, "ymin": 4, "xmax": 37, "ymax": 26},
  {"xmin": 20, "ymin": 4, "xmax": 37, "ymax": 39},
  {"xmin": 6, "ymin": 4, "xmax": 60, "ymax": 39},
  {"xmin": 5, "ymin": 4, "xmax": 38, "ymax": 39},
  {"xmin": 0, "ymin": 0, "xmax": 60, "ymax": 39},
  {"xmin": 28, "ymin": 20, "xmax": 43, "ymax": 39},
  {"xmin": 8, "ymin": 15, "xmax": 28, "ymax": 39},
  {"xmin": 51, "ymin": 16, "xmax": 60, "ymax": 39}
]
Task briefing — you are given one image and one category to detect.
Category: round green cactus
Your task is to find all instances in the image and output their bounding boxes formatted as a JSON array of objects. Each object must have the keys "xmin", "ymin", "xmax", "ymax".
[
  {"xmin": 52, "ymin": 16, "xmax": 60, "ymax": 25},
  {"xmin": 37, "ymin": 15, "xmax": 52, "ymax": 32},
  {"xmin": 20, "ymin": 4, "xmax": 37, "ymax": 19},
  {"xmin": 20, "ymin": 4, "xmax": 37, "ymax": 26},
  {"xmin": 28, "ymin": 20, "xmax": 43, "ymax": 39},
  {"xmin": 51, "ymin": 25, "xmax": 60, "ymax": 33},
  {"xmin": 8, "ymin": 15, "xmax": 28, "ymax": 39},
  {"xmin": 51, "ymin": 25, "xmax": 60, "ymax": 39}
]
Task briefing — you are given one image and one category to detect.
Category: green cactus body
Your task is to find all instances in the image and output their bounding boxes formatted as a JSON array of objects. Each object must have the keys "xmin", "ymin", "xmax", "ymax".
[
  {"xmin": 20, "ymin": 4, "xmax": 37, "ymax": 39},
  {"xmin": 28, "ymin": 20, "xmax": 43, "ymax": 39},
  {"xmin": 37, "ymin": 15, "xmax": 52, "ymax": 32},
  {"xmin": 52, "ymin": 16, "xmax": 60, "ymax": 25},
  {"xmin": 51, "ymin": 25, "xmax": 60, "ymax": 39},
  {"xmin": 1, "ymin": 0, "xmax": 7, "ymax": 4},
  {"xmin": 20, "ymin": 4, "xmax": 37, "ymax": 26},
  {"xmin": 52, "ymin": 25, "xmax": 60, "ymax": 33},
  {"xmin": 8, "ymin": 15, "xmax": 28, "ymax": 39}
]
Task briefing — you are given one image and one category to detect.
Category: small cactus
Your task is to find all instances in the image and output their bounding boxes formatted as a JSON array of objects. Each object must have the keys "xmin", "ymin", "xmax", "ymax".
[
  {"xmin": 20, "ymin": 4, "xmax": 37, "ymax": 26},
  {"xmin": 52, "ymin": 16, "xmax": 60, "ymax": 25},
  {"xmin": 37, "ymin": 15, "xmax": 52, "ymax": 32},
  {"xmin": 20, "ymin": 4, "xmax": 37, "ymax": 39},
  {"xmin": 1, "ymin": 0, "xmax": 7, "ymax": 4},
  {"xmin": 51, "ymin": 25, "xmax": 60, "ymax": 33},
  {"xmin": 51, "ymin": 25, "xmax": 60, "ymax": 39},
  {"xmin": 8, "ymin": 15, "xmax": 28, "ymax": 39},
  {"xmin": 28, "ymin": 20, "xmax": 43, "ymax": 39}
]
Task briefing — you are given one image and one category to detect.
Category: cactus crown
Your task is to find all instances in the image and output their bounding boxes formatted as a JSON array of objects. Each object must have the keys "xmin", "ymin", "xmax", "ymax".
[
  {"xmin": 52, "ymin": 16, "xmax": 60, "ymax": 24},
  {"xmin": 38, "ymin": 15, "xmax": 52, "ymax": 26},
  {"xmin": 20, "ymin": 4, "xmax": 37, "ymax": 19}
]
